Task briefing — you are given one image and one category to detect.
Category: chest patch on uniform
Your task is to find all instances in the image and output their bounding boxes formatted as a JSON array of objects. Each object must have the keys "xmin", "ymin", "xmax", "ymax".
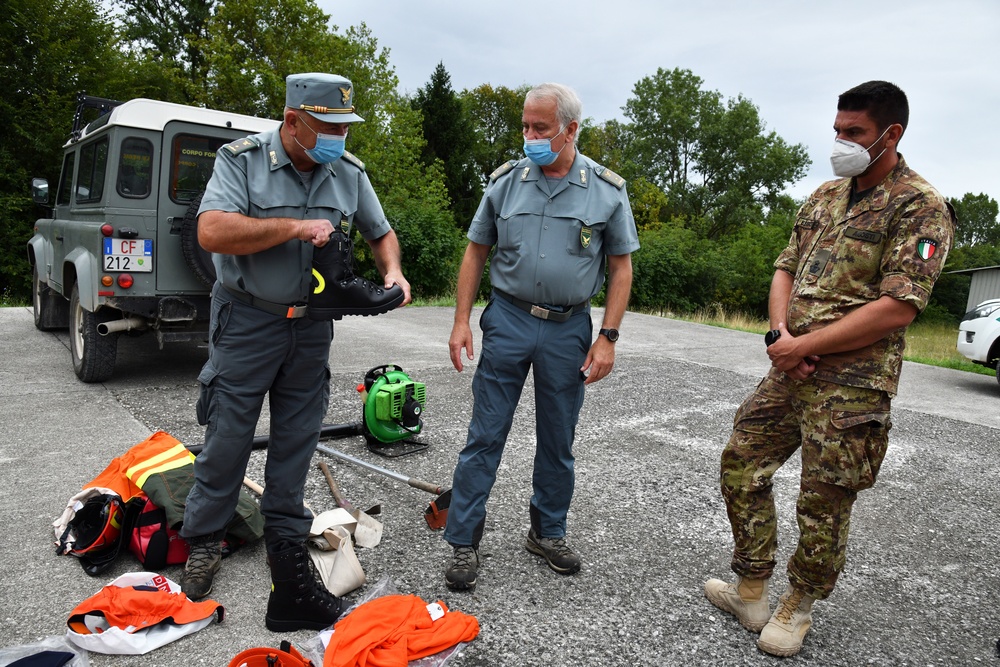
[
  {"xmin": 844, "ymin": 227, "xmax": 883, "ymax": 243},
  {"xmin": 808, "ymin": 248, "xmax": 832, "ymax": 276},
  {"xmin": 223, "ymin": 137, "xmax": 260, "ymax": 156},
  {"xmin": 581, "ymin": 226, "xmax": 592, "ymax": 249},
  {"xmin": 917, "ymin": 238, "xmax": 938, "ymax": 261}
]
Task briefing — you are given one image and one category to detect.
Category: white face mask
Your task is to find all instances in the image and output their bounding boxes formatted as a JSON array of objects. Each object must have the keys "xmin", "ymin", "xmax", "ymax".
[{"xmin": 829, "ymin": 125, "xmax": 891, "ymax": 177}]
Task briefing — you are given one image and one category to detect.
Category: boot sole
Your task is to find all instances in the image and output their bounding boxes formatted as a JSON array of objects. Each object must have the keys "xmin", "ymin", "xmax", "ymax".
[
  {"xmin": 757, "ymin": 638, "xmax": 804, "ymax": 657},
  {"xmin": 525, "ymin": 541, "xmax": 581, "ymax": 575},
  {"xmin": 265, "ymin": 615, "xmax": 339, "ymax": 632},
  {"xmin": 445, "ymin": 578, "xmax": 476, "ymax": 592},
  {"xmin": 308, "ymin": 290, "xmax": 405, "ymax": 321}
]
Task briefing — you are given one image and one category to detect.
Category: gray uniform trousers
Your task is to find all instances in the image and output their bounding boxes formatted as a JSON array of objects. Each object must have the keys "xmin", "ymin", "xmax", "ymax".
[
  {"xmin": 444, "ymin": 294, "xmax": 590, "ymax": 547},
  {"xmin": 181, "ymin": 284, "xmax": 332, "ymax": 546}
]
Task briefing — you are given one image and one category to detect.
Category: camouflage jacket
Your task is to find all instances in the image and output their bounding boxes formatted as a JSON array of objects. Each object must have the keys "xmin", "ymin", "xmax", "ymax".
[{"xmin": 774, "ymin": 155, "xmax": 955, "ymax": 394}]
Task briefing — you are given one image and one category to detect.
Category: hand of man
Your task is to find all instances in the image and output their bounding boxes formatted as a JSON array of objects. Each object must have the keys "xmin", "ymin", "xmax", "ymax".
[
  {"xmin": 449, "ymin": 322, "xmax": 475, "ymax": 372},
  {"xmin": 581, "ymin": 337, "xmax": 615, "ymax": 385},
  {"xmin": 383, "ymin": 270, "xmax": 412, "ymax": 307},
  {"xmin": 767, "ymin": 322, "xmax": 818, "ymax": 378},
  {"xmin": 298, "ymin": 219, "xmax": 336, "ymax": 246}
]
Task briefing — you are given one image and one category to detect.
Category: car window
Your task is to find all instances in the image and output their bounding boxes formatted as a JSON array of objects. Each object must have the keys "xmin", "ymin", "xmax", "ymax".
[
  {"xmin": 117, "ymin": 137, "xmax": 153, "ymax": 198},
  {"xmin": 56, "ymin": 151, "xmax": 75, "ymax": 206},
  {"xmin": 77, "ymin": 138, "xmax": 109, "ymax": 204},
  {"xmin": 170, "ymin": 134, "xmax": 230, "ymax": 203}
]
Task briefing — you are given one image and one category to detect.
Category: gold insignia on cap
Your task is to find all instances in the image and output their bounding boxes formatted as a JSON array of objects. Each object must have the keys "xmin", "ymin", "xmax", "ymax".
[
  {"xmin": 300, "ymin": 104, "xmax": 355, "ymax": 115},
  {"xmin": 340, "ymin": 87, "xmax": 351, "ymax": 104}
]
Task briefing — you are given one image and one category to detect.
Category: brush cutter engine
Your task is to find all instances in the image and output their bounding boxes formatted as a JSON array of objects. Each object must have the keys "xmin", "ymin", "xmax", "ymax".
[{"xmin": 359, "ymin": 365, "xmax": 426, "ymax": 444}]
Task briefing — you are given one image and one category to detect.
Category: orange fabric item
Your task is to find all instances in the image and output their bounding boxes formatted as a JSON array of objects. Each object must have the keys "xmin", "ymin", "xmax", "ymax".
[
  {"xmin": 68, "ymin": 579, "xmax": 222, "ymax": 635},
  {"xmin": 323, "ymin": 595, "xmax": 479, "ymax": 667},
  {"xmin": 85, "ymin": 431, "xmax": 195, "ymax": 502}
]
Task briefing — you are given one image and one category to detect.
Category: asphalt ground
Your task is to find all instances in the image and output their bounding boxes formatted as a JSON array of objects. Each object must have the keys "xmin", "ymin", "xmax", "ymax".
[{"xmin": 1, "ymin": 304, "xmax": 999, "ymax": 666}]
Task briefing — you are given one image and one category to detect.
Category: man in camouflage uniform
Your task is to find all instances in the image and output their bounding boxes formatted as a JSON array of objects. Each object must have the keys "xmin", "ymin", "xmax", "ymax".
[{"xmin": 704, "ymin": 81, "xmax": 954, "ymax": 657}]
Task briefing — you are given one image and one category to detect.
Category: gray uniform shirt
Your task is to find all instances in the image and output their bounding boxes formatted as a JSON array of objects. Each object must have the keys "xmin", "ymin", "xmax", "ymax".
[
  {"xmin": 199, "ymin": 126, "xmax": 391, "ymax": 304},
  {"xmin": 468, "ymin": 152, "xmax": 640, "ymax": 306}
]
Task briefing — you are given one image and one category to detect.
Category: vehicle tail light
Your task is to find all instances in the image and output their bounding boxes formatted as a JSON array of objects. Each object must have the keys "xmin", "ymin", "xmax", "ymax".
[
  {"xmin": 101, "ymin": 275, "xmax": 114, "ymax": 287},
  {"xmin": 117, "ymin": 273, "xmax": 134, "ymax": 289},
  {"xmin": 101, "ymin": 224, "xmax": 114, "ymax": 237}
]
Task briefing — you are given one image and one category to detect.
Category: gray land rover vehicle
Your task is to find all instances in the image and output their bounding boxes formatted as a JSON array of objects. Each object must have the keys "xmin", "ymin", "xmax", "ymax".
[{"xmin": 28, "ymin": 95, "xmax": 277, "ymax": 382}]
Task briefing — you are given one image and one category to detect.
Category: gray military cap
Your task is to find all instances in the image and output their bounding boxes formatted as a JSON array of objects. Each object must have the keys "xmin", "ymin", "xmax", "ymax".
[{"xmin": 285, "ymin": 73, "xmax": 365, "ymax": 123}]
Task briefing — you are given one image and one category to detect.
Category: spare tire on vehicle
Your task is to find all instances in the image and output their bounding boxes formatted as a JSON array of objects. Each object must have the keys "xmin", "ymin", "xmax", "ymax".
[{"xmin": 180, "ymin": 192, "xmax": 217, "ymax": 287}]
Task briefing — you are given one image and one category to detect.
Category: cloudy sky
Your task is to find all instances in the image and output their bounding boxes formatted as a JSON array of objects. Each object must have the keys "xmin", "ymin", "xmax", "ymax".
[{"xmin": 320, "ymin": 0, "xmax": 999, "ymax": 206}]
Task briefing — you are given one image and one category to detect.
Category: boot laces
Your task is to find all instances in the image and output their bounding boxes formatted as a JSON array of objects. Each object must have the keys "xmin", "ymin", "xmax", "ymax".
[
  {"xmin": 452, "ymin": 546, "xmax": 477, "ymax": 571},
  {"xmin": 185, "ymin": 540, "xmax": 220, "ymax": 575},
  {"xmin": 775, "ymin": 589, "xmax": 805, "ymax": 624},
  {"xmin": 293, "ymin": 557, "xmax": 339, "ymax": 610},
  {"xmin": 540, "ymin": 536, "xmax": 574, "ymax": 558}
]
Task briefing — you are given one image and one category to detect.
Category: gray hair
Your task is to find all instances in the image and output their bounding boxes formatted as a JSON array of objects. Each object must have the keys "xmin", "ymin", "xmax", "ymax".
[{"xmin": 526, "ymin": 83, "xmax": 583, "ymax": 130}]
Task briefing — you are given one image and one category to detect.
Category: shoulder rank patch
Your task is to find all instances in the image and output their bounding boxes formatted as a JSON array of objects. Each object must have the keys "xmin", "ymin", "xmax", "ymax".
[
  {"xmin": 223, "ymin": 136, "xmax": 261, "ymax": 157},
  {"xmin": 341, "ymin": 150, "xmax": 365, "ymax": 171},
  {"xmin": 596, "ymin": 166, "xmax": 626, "ymax": 189},
  {"xmin": 489, "ymin": 160, "xmax": 518, "ymax": 182}
]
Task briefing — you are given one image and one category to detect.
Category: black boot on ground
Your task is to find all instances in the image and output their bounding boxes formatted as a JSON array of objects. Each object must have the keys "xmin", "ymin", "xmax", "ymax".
[
  {"xmin": 308, "ymin": 228, "xmax": 404, "ymax": 321},
  {"xmin": 265, "ymin": 541, "xmax": 345, "ymax": 632}
]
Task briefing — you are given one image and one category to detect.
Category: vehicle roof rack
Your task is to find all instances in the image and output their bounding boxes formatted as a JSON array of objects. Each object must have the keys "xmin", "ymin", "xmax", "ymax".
[{"xmin": 70, "ymin": 92, "xmax": 123, "ymax": 141}]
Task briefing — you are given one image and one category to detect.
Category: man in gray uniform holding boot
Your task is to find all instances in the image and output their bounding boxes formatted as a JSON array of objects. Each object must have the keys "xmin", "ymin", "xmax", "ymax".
[{"xmin": 180, "ymin": 72, "xmax": 409, "ymax": 632}]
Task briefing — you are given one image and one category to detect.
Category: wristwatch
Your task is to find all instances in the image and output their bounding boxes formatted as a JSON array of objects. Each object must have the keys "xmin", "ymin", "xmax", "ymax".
[
  {"xmin": 764, "ymin": 329, "xmax": 781, "ymax": 347},
  {"xmin": 599, "ymin": 328, "xmax": 620, "ymax": 343}
]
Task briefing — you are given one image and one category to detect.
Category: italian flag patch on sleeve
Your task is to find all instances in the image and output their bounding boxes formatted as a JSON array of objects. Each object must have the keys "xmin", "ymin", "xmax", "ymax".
[{"xmin": 917, "ymin": 238, "xmax": 937, "ymax": 261}]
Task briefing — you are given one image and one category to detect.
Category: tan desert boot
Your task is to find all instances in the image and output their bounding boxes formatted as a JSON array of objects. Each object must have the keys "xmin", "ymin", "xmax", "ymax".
[
  {"xmin": 757, "ymin": 587, "xmax": 815, "ymax": 657},
  {"xmin": 704, "ymin": 575, "xmax": 770, "ymax": 632}
]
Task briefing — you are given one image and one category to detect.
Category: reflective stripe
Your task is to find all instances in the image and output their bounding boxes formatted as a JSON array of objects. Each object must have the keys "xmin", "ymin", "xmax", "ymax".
[{"xmin": 125, "ymin": 443, "xmax": 195, "ymax": 488}]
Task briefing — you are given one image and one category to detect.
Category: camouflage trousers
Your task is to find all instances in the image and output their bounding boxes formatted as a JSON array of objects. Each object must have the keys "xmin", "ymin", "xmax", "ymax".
[{"xmin": 720, "ymin": 367, "xmax": 891, "ymax": 600}]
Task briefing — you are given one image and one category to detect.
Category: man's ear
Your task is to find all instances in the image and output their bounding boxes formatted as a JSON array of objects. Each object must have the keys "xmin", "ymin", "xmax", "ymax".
[{"xmin": 887, "ymin": 122, "xmax": 904, "ymax": 148}]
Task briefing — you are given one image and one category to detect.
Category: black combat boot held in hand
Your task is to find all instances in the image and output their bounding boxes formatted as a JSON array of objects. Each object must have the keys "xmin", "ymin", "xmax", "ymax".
[{"xmin": 308, "ymin": 228, "xmax": 404, "ymax": 321}]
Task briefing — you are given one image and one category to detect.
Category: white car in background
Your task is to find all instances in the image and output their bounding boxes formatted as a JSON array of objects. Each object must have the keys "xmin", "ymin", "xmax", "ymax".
[{"xmin": 957, "ymin": 298, "xmax": 1000, "ymax": 384}]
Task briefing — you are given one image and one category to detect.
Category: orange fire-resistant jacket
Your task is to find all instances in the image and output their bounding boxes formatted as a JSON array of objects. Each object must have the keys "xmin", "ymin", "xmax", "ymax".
[{"xmin": 324, "ymin": 595, "xmax": 479, "ymax": 667}]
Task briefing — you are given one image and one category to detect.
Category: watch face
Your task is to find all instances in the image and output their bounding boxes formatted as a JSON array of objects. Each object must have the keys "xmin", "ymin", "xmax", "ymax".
[{"xmin": 603, "ymin": 329, "xmax": 619, "ymax": 342}]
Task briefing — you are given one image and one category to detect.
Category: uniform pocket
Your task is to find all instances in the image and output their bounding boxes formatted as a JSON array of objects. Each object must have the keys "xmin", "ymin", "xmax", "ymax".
[
  {"xmin": 196, "ymin": 364, "xmax": 220, "ymax": 427},
  {"xmin": 565, "ymin": 218, "xmax": 603, "ymax": 257},
  {"xmin": 823, "ymin": 409, "xmax": 891, "ymax": 490}
]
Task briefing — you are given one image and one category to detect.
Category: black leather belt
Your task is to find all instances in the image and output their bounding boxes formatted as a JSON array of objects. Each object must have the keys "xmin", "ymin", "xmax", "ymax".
[
  {"xmin": 223, "ymin": 286, "xmax": 308, "ymax": 319},
  {"xmin": 494, "ymin": 289, "xmax": 587, "ymax": 323}
]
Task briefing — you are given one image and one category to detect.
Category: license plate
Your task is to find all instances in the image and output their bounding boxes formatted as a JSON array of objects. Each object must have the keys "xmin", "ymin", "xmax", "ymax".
[{"xmin": 103, "ymin": 238, "xmax": 153, "ymax": 272}]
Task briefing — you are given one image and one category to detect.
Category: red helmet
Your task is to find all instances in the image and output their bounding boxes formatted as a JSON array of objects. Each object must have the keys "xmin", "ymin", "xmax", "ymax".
[{"xmin": 69, "ymin": 494, "xmax": 126, "ymax": 556}]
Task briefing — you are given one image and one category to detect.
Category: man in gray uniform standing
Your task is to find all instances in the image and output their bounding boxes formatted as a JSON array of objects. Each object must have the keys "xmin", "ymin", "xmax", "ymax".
[
  {"xmin": 180, "ymin": 72, "xmax": 410, "ymax": 632},
  {"xmin": 445, "ymin": 82, "xmax": 640, "ymax": 591}
]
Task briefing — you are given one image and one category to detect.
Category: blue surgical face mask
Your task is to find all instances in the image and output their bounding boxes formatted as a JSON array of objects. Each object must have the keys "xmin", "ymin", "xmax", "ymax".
[
  {"xmin": 294, "ymin": 114, "xmax": 347, "ymax": 164},
  {"xmin": 523, "ymin": 126, "xmax": 567, "ymax": 166}
]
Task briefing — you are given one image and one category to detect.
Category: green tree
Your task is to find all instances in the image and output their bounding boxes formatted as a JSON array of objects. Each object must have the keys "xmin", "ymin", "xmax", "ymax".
[
  {"xmin": 462, "ymin": 83, "xmax": 529, "ymax": 181},
  {"xmin": 112, "ymin": 0, "xmax": 213, "ymax": 102},
  {"xmin": 411, "ymin": 62, "xmax": 481, "ymax": 226},
  {"xmin": 951, "ymin": 192, "xmax": 1000, "ymax": 247},
  {"xmin": 623, "ymin": 68, "xmax": 810, "ymax": 239},
  {"xmin": 0, "ymin": 0, "xmax": 142, "ymax": 300}
]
